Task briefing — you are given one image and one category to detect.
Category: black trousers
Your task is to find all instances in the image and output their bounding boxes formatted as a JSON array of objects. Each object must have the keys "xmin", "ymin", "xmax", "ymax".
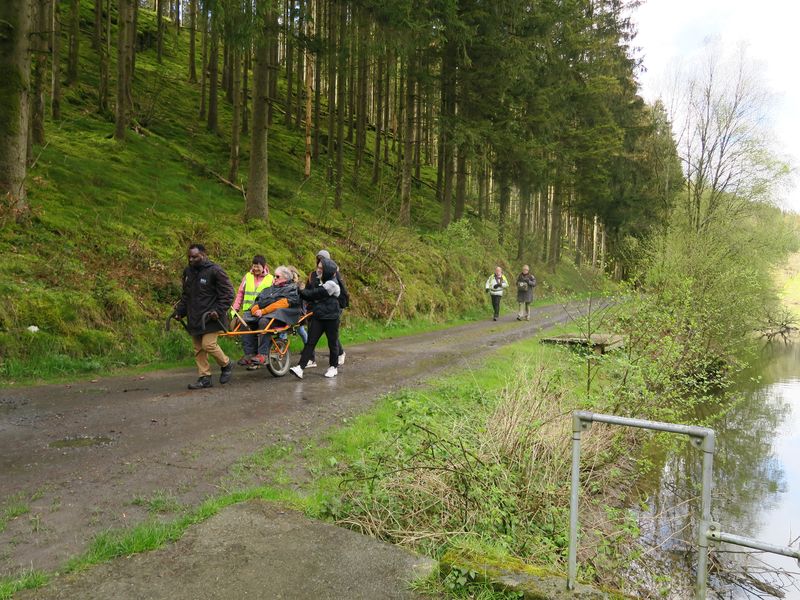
[
  {"xmin": 310, "ymin": 338, "xmax": 343, "ymax": 362},
  {"xmin": 299, "ymin": 318, "xmax": 340, "ymax": 368},
  {"xmin": 490, "ymin": 294, "xmax": 502, "ymax": 318}
]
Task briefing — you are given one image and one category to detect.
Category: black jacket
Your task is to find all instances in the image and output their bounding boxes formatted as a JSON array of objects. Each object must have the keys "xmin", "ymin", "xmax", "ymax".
[
  {"xmin": 300, "ymin": 258, "xmax": 342, "ymax": 321},
  {"xmin": 253, "ymin": 282, "xmax": 302, "ymax": 325},
  {"xmin": 175, "ymin": 260, "xmax": 235, "ymax": 335}
]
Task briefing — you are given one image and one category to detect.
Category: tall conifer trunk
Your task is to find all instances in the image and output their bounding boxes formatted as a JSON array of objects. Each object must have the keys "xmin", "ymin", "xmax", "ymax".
[
  {"xmin": 114, "ymin": 0, "xmax": 132, "ymax": 140},
  {"xmin": 353, "ymin": 12, "xmax": 367, "ymax": 186},
  {"xmin": 303, "ymin": 0, "xmax": 314, "ymax": 178},
  {"xmin": 93, "ymin": 0, "xmax": 103, "ymax": 50},
  {"xmin": 413, "ymin": 53, "xmax": 423, "ymax": 181},
  {"xmin": 454, "ymin": 145, "xmax": 467, "ymax": 221},
  {"xmin": 157, "ymin": 0, "xmax": 164, "ymax": 63},
  {"xmin": 241, "ymin": 50, "xmax": 249, "ymax": 134},
  {"xmin": 345, "ymin": 21, "xmax": 354, "ymax": 145},
  {"xmin": 188, "ymin": 0, "xmax": 197, "ymax": 82},
  {"xmin": 246, "ymin": 10, "xmax": 272, "ymax": 222},
  {"xmin": 97, "ymin": 0, "xmax": 110, "ymax": 114},
  {"xmin": 439, "ymin": 37, "xmax": 456, "ymax": 228},
  {"xmin": 498, "ymin": 168, "xmax": 510, "ymax": 246},
  {"xmin": 51, "ymin": 0, "xmax": 63, "ymax": 120},
  {"xmin": 207, "ymin": 17, "xmax": 219, "ymax": 132},
  {"xmin": 199, "ymin": 1, "xmax": 208, "ymax": 119},
  {"xmin": 267, "ymin": 21, "xmax": 278, "ymax": 125},
  {"xmin": 222, "ymin": 39, "xmax": 231, "ymax": 103},
  {"xmin": 326, "ymin": 0, "xmax": 337, "ymax": 183},
  {"xmin": 547, "ymin": 180, "xmax": 562, "ymax": 271},
  {"xmin": 399, "ymin": 56, "xmax": 415, "ymax": 226},
  {"xmin": 574, "ymin": 212, "xmax": 584, "ymax": 266},
  {"xmin": 311, "ymin": 0, "xmax": 322, "ymax": 159},
  {"xmin": 66, "ymin": 0, "xmax": 79, "ymax": 84},
  {"xmin": 517, "ymin": 180, "xmax": 531, "ymax": 260},
  {"xmin": 130, "ymin": 0, "xmax": 138, "ymax": 76},
  {"xmin": 539, "ymin": 183, "xmax": 550, "ymax": 263},
  {"xmin": 173, "ymin": 0, "xmax": 180, "ymax": 32},
  {"xmin": 31, "ymin": 0, "xmax": 49, "ymax": 146},
  {"xmin": 228, "ymin": 50, "xmax": 240, "ymax": 182},
  {"xmin": 333, "ymin": 0, "xmax": 346, "ymax": 209},
  {"xmin": 295, "ymin": 0, "xmax": 305, "ymax": 128},
  {"xmin": 371, "ymin": 47, "xmax": 383, "ymax": 185},
  {"xmin": 284, "ymin": 0, "xmax": 294, "ymax": 127},
  {"xmin": 1, "ymin": 0, "xmax": 32, "ymax": 216},
  {"xmin": 477, "ymin": 152, "xmax": 486, "ymax": 220},
  {"xmin": 383, "ymin": 49, "xmax": 390, "ymax": 165}
]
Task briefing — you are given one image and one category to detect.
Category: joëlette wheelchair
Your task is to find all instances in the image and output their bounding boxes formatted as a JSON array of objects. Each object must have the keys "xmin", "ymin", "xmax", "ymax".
[
  {"xmin": 221, "ymin": 308, "xmax": 312, "ymax": 376},
  {"xmin": 168, "ymin": 307, "xmax": 311, "ymax": 377}
]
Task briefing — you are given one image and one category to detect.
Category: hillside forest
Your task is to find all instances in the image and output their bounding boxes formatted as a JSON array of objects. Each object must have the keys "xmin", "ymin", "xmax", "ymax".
[{"xmin": 0, "ymin": 0, "xmax": 796, "ymax": 380}]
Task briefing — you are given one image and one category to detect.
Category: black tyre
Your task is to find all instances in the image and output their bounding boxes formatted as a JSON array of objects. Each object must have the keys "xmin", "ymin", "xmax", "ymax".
[{"xmin": 267, "ymin": 338, "xmax": 291, "ymax": 377}]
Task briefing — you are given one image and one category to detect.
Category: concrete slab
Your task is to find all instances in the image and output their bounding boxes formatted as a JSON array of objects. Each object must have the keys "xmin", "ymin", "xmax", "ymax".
[{"xmin": 18, "ymin": 501, "xmax": 436, "ymax": 600}]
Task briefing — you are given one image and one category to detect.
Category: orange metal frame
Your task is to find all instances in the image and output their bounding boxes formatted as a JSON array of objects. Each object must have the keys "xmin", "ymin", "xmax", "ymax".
[{"xmin": 219, "ymin": 310, "xmax": 313, "ymax": 358}]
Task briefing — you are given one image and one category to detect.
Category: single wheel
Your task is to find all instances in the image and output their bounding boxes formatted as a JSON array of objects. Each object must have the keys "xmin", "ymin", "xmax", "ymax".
[{"xmin": 267, "ymin": 338, "xmax": 291, "ymax": 377}]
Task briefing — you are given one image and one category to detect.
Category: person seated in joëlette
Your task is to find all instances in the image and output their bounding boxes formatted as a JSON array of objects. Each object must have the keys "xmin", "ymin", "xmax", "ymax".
[{"xmin": 248, "ymin": 265, "xmax": 302, "ymax": 366}]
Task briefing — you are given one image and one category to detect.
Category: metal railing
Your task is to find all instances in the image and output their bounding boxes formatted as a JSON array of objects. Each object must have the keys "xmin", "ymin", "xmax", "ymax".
[{"xmin": 567, "ymin": 410, "xmax": 800, "ymax": 600}]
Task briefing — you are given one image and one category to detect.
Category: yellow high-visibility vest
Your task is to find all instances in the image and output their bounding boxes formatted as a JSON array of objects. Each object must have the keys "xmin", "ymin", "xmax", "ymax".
[{"xmin": 243, "ymin": 272, "xmax": 273, "ymax": 310}]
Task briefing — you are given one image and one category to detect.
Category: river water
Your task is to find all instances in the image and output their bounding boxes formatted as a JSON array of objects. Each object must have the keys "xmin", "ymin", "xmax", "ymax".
[{"xmin": 635, "ymin": 341, "xmax": 800, "ymax": 599}]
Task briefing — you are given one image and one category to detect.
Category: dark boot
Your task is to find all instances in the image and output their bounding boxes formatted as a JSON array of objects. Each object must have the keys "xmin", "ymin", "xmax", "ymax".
[
  {"xmin": 188, "ymin": 375, "xmax": 212, "ymax": 390},
  {"xmin": 219, "ymin": 361, "xmax": 233, "ymax": 384}
]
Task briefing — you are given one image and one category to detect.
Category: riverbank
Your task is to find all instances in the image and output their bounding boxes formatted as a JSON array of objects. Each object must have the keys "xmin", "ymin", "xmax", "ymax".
[{"xmin": 628, "ymin": 340, "xmax": 800, "ymax": 599}]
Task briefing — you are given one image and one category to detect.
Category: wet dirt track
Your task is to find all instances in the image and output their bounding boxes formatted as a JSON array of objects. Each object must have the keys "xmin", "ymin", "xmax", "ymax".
[{"xmin": 0, "ymin": 303, "xmax": 582, "ymax": 577}]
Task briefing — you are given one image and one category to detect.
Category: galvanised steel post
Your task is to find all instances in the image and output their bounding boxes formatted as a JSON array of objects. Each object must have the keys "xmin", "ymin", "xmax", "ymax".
[
  {"xmin": 695, "ymin": 431, "xmax": 715, "ymax": 600},
  {"xmin": 567, "ymin": 412, "xmax": 588, "ymax": 590}
]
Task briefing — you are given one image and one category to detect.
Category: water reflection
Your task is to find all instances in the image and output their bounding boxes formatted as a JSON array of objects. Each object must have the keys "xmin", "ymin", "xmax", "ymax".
[{"xmin": 634, "ymin": 342, "xmax": 800, "ymax": 599}]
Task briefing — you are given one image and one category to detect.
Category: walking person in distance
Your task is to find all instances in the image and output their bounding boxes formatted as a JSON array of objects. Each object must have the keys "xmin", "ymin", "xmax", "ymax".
[
  {"xmin": 515, "ymin": 265, "xmax": 536, "ymax": 321},
  {"xmin": 485, "ymin": 266, "xmax": 508, "ymax": 321}
]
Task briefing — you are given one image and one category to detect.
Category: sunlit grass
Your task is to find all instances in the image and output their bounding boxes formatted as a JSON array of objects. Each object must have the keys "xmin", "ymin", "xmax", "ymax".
[{"xmin": 0, "ymin": 569, "xmax": 50, "ymax": 600}]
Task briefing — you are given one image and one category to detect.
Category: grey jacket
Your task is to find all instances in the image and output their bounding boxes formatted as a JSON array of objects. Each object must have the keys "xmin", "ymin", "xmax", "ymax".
[{"xmin": 516, "ymin": 272, "xmax": 537, "ymax": 303}]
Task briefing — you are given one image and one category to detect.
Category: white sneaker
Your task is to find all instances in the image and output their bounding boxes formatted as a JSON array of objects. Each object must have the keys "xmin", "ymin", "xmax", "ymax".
[
  {"xmin": 337, "ymin": 352, "xmax": 346, "ymax": 366},
  {"xmin": 306, "ymin": 361, "xmax": 318, "ymax": 368},
  {"xmin": 324, "ymin": 367, "xmax": 338, "ymax": 378},
  {"xmin": 289, "ymin": 366, "xmax": 304, "ymax": 379}
]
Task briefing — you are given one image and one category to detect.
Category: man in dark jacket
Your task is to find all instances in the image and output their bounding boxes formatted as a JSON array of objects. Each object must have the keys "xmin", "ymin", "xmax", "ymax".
[
  {"xmin": 173, "ymin": 244, "xmax": 236, "ymax": 389},
  {"xmin": 290, "ymin": 258, "xmax": 342, "ymax": 379}
]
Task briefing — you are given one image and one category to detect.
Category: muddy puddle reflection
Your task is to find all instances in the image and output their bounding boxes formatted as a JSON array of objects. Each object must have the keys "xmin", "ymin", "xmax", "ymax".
[{"xmin": 632, "ymin": 342, "xmax": 800, "ymax": 599}]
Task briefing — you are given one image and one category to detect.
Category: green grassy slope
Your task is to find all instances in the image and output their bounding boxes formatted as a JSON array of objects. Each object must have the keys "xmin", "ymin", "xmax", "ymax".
[{"xmin": 0, "ymin": 3, "xmax": 603, "ymax": 383}]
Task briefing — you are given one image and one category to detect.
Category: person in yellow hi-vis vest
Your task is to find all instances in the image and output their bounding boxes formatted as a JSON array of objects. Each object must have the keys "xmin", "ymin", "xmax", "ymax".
[
  {"xmin": 484, "ymin": 266, "xmax": 508, "ymax": 321},
  {"xmin": 231, "ymin": 255, "xmax": 273, "ymax": 365}
]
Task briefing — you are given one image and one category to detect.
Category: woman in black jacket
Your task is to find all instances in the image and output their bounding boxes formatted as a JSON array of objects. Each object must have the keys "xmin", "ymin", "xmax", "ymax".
[{"xmin": 290, "ymin": 258, "xmax": 342, "ymax": 379}]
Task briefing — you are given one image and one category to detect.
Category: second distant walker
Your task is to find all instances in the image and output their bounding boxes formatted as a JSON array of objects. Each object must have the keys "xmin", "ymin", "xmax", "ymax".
[{"xmin": 515, "ymin": 265, "xmax": 536, "ymax": 321}]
